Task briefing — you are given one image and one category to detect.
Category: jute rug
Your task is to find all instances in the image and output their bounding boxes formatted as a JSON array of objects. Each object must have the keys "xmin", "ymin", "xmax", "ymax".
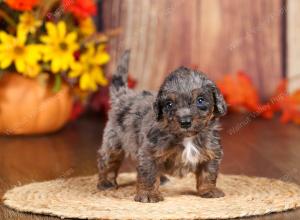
[{"xmin": 3, "ymin": 173, "xmax": 300, "ymax": 219}]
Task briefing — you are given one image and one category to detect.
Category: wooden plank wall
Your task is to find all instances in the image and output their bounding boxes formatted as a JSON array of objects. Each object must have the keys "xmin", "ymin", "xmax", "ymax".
[
  {"xmin": 287, "ymin": 0, "xmax": 300, "ymax": 93},
  {"xmin": 103, "ymin": 0, "xmax": 284, "ymax": 99}
]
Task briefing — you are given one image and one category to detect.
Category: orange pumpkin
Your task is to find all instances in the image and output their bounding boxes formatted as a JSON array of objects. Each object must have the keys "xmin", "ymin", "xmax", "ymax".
[{"xmin": 0, "ymin": 73, "xmax": 73, "ymax": 135}]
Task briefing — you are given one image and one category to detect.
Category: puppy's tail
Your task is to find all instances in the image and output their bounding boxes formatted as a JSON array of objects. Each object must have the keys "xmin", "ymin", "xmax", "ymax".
[{"xmin": 110, "ymin": 50, "xmax": 130, "ymax": 98}]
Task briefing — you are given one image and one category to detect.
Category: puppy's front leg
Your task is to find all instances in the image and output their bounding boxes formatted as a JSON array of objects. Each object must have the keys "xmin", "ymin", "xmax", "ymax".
[
  {"xmin": 196, "ymin": 159, "xmax": 225, "ymax": 198},
  {"xmin": 134, "ymin": 149, "xmax": 163, "ymax": 203}
]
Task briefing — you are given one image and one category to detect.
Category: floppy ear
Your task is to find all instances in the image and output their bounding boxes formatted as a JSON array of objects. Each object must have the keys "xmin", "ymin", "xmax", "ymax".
[
  {"xmin": 203, "ymin": 79, "xmax": 227, "ymax": 117},
  {"xmin": 212, "ymin": 85, "xmax": 227, "ymax": 117},
  {"xmin": 153, "ymin": 94, "xmax": 163, "ymax": 121}
]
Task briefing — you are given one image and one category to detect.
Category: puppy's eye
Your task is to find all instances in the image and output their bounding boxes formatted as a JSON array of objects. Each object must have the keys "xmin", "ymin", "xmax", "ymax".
[
  {"xmin": 196, "ymin": 97, "xmax": 207, "ymax": 110},
  {"xmin": 165, "ymin": 101, "xmax": 174, "ymax": 110}
]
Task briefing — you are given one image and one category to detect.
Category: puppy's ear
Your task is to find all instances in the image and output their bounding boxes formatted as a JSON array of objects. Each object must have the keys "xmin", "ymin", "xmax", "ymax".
[
  {"xmin": 212, "ymin": 85, "xmax": 227, "ymax": 117},
  {"xmin": 206, "ymin": 80, "xmax": 227, "ymax": 117},
  {"xmin": 153, "ymin": 95, "xmax": 163, "ymax": 121}
]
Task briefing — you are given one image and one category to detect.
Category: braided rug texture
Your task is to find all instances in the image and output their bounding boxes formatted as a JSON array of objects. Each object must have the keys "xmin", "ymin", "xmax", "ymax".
[{"xmin": 3, "ymin": 173, "xmax": 300, "ymax": 219}]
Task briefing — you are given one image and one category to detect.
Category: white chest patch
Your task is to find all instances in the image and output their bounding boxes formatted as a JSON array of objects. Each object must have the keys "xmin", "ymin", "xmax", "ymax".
[{"xmin": 182, "ymin": 137, "xmax": 200, "ymax": 166}]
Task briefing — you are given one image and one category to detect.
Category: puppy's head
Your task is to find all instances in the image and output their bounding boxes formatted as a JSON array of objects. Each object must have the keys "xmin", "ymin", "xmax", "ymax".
[{"xmin": 153, "ymin": 67, "xmax": 227, "ymax": 136}]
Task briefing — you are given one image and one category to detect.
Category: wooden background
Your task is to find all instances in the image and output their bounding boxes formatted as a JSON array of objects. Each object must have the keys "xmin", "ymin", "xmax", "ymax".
[
  {"xmin": 287, "ymin": 0, "xmax": 300, "ymax": 93},
  {"xmin": 102, "ymin": 0, "xmax": 300, "ymax": 99}
]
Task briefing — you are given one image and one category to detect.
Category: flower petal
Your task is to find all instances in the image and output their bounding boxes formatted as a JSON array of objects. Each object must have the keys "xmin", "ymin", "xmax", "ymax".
[
  {"xmin": 0, "ymin": 58, "xmax": 12, "ymax": 69},
  {"xmin": 95, "ymin": 52, "xmax": 110, "ymax": 65},
  {"xmin": 69, "ymin": 70, "xmax": 81, "ymax": 78},
  {"xmin": 40, "ymin": 36, "xmax": 50, "ymax": 43},
  {"xmin": 57, "ymin": 21, "xmax": 66, "ymax": 38},
  {"xmin": 24, "ymin": 64, "xmax": 40, "ymax": 78},
  {"xmin": 80, "ymin": 73, "xmax": 96, "ymax": 91},
  {"xmin": 16, "ymin": 26, "xmax": 27, "ymax": 44},
  {"xmin": 15, "ymin": 58, "xmax": 26, "ymax": 72},
  {"xmin": 0, "ymin": 32, "xmax": 13, "ymax": 43},
  {"xmin": 51, "ymin": 59, "xmax": 61, "ymax": 73},
  {"xmin": 27, "ymin": 45, "xmax": 42, "ymax": 63},
  {"xmin": 92, "ymin": 67, "xmax": 108, "ymax": 86},
  {"xmin": 46, "ymin": 22, "xmax": 57, "ymax": 38},
  {"xmin": 65, "ymin": 32, "xmax": 77, "ymax": 44}
]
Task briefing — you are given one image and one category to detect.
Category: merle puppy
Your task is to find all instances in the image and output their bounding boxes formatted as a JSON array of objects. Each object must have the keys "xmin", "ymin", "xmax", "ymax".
[{"xmin": 97, "ymin": 50, "xmax": 227, "ymax": 203}]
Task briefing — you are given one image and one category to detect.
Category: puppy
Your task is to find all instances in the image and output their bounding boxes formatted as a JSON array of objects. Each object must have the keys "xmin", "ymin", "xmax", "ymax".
[{"xmin": 97, "ymin": 50, "xmax": 227, "ymax": 203}]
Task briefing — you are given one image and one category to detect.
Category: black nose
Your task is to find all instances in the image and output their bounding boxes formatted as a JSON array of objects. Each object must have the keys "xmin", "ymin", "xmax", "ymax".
[{"xmin": 180, "ymin": 116, "xmax": 192, "ymax": 128}]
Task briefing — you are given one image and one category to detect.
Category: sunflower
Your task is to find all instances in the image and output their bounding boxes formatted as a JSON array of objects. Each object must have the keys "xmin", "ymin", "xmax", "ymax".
[
  {"xmin": 69, "ymin": 44, "xmax": 110, "ymax": 91},
  {"xmin": 40, "ymin": 21, "xmax": 79, "ymax": 73},
  {"xmin": 18, "ymin": 12, "xmax": 42, "ymax": 34},
  {"xmin": 0, "ymin": 27, "xmax": 41, "ymax": 74}
]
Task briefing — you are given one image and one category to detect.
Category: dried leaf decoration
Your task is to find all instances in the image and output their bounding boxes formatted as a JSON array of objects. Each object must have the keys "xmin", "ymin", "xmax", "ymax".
[
  {"xmin": 218, "ymin": 71, "xmax": 300, "ymax": 125},
  {"xmin": 217, "ymin": 71, "xmax": 260, "ymax": 112},
  {"xmin": 271, "ymin": 80, "xmax": 300, "ymax": 124},
  {"xmin": 269, "ymin": 79, "xmax": 287, "ymax": 112},
  {"xmin": 280, "ymin": 91, "xmax": 300, "ymax": 124}
]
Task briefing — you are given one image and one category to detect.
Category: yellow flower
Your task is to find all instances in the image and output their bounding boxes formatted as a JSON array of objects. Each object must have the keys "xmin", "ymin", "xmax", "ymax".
[
  {"xmin": 69, "ymin": 44, "xmax": 110, "ymax": 91},
  {"xmin": 40, "ymin": 21, "xmax": 79, "ymax": 73},
  {"xmin": 23, "ymin": 63, "xmax": 41, "ymax": 78},
  {"xmin": 0, "ymin": 28, "xmax": 41, "ymax": 73},
  {"xmin": 79, "ymin": 17, "xmax": 96, "ymax": 36},
  {"xmin": 18, "ymin": 12, "xmax": 42, "ymax": 34}
]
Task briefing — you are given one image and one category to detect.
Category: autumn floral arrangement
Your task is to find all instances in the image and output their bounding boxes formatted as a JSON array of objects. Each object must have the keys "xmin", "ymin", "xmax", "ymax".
[
  {"xmin": 0, "ymin": 0, "xmax": 110, "ymax": 91},
  {"xmin": 0, "ymin": 0, "xmax": 112, "ymax": 135}
]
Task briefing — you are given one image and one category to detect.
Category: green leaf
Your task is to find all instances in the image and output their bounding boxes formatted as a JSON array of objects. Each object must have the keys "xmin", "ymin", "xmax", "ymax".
[{"xmin": 52, "ymin": 74, "xmax": 62, "ymax": 93}]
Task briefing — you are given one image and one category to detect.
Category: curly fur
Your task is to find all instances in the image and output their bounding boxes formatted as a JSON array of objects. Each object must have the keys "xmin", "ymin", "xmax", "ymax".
[{"xmin": 97, "ymin": 50, "xmax": 227, "ymax": 203}]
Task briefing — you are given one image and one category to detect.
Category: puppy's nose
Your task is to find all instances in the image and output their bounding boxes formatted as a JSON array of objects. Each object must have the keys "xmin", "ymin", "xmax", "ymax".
[{"xmin": 179, "ymin": 116, "xmax": 192, "ymax": 128}]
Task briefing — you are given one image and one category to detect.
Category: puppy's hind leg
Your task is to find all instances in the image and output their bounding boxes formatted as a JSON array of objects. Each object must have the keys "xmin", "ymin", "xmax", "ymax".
[
  {"xmin": 97, "ymin": 147, "xmax": 124, "ymax": 190},
  {"xmin": 97, "ymin": 130, "xmax": 124, "ymax": 190}
]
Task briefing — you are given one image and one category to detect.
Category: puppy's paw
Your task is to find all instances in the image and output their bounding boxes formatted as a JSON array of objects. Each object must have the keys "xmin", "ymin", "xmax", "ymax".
[
  {"xmin": 134, "ymin": 191, "xmax": 164, "ymax": 203},
  {"xmin": 97, "ymin": 179, "xmax": 117, "ymax": 190},
  {"xmin": 198, "ymin": 187, "xmax": 225, "ymax": 198}
]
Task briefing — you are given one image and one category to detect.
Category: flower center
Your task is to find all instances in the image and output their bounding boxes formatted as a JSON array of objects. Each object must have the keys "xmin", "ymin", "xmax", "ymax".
[
  {"xmin": 87, "ymin": 64, "xmax": 94, "ymax": 72},
  {"xmin": 24, "ymin": 18, "xmax": 34, "ymax": 26},
  {"xmin": 59, "ymin": 42, "xmax": 68, "ymax": 51},
  {"xmin": 14, "ymin": 46, "xmax": 25, "ymax": 55}
]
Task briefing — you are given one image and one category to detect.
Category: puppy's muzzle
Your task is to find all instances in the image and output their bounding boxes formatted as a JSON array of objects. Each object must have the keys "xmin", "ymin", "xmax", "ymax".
[{"xmin": 179, "ymin": 116, "xmax": 192, "ymax": 129}]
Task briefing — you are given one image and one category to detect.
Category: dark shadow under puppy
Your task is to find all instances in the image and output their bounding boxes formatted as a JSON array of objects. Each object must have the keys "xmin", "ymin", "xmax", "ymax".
[{"xmin": 97, "ymin": 50, "xmax": 227, "ymax": 203}]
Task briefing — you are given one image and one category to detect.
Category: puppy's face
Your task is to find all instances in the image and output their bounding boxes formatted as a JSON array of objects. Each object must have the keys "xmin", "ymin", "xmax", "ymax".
[{"xmin": 154, "ymin": 67, "xmax": 227, "ymax": 136}]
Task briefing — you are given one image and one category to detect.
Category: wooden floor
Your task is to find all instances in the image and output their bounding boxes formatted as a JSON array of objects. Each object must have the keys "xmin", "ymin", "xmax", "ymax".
[{"xmin": 0, "ymin": 113, "xmax": 300, "ymax": 220}]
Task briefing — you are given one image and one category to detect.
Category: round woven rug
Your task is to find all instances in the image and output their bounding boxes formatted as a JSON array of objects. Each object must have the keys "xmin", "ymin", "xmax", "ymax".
[{"xmin": 3, "ymin": 173, "xmax": 300, "ymax": 219}]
